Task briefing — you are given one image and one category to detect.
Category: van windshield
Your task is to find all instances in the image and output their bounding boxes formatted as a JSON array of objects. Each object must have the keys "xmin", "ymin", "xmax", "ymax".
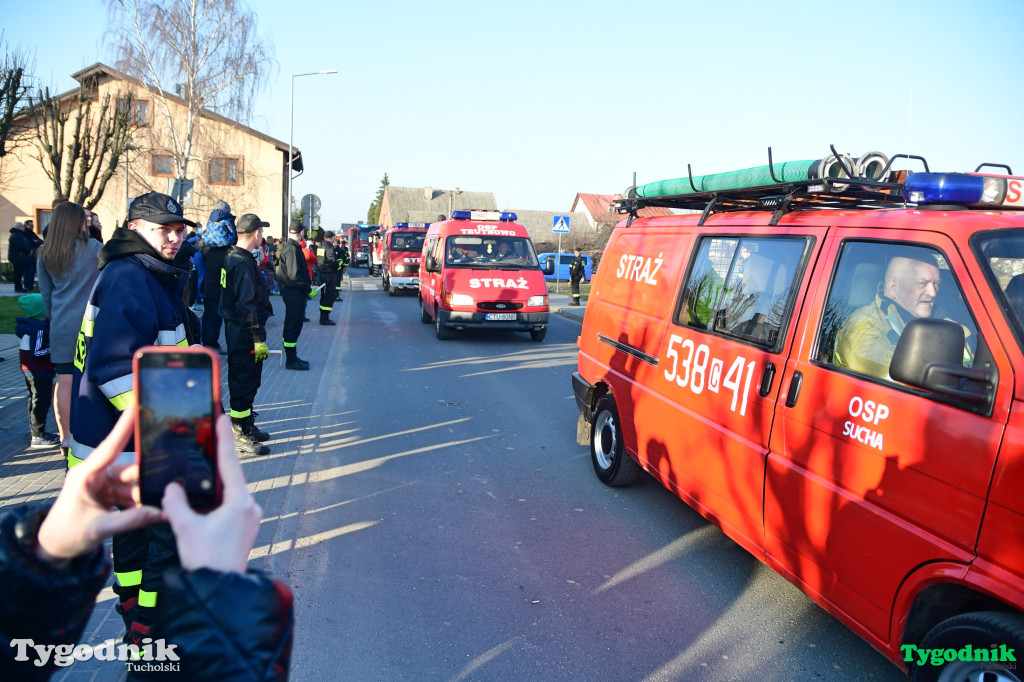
[
  {"xmin": 445, "ymin": 236, "xmax": 540, "ymax": 268},
  {"xmin": 390, "ymin": 233, "xmax": 425, "ymax": 252},
  {"xmin": 974, "ymin": 228, "xmax": 1024, "ymax": 350}
]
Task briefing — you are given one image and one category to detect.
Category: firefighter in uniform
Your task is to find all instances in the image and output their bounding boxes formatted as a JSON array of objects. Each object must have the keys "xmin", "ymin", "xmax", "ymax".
[
  {"xmin": 317, "ymin": 231, "xmax": 339, "ymax": 325},
  {"xmin": 569, "ymin": 247, "xmax": 586, "ymax": 306},
  {"xmin": 68, "ymin": 191, "xmax": 199, "ymax": 652},
  {"xmin": 275, "ymin": 221, "xmax": 312, "ymax": 370},
  {"xmin": 219, "ymin": 214, "xmax": 273, "ymax": 455},
  {"xmin": 337, "ymin": 237, "xmax": 351, "ymax": 284}
]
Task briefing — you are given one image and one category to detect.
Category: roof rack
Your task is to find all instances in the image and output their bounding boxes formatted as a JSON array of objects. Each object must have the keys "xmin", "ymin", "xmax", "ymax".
[{"xmin": 614, "ymin": 145, "xmax": 1010, "ymax": 227}]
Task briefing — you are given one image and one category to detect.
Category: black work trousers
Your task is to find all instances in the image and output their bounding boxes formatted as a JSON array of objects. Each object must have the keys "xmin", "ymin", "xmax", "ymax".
[
  {"xmin": 111, "ymin": 521, "xmax": 178, "ymax": 628},
  {"xmin": 224, "ymin": 323, "xmax": 264, "ymax": 415},
  {"xmin": 201, "ymin": 293, "xmax": 223, "ymax": 348},
  {"xmin": 280, "ymin": 287, "xmax": 307, "ymax": 344},
  {"xmin": 23, "ymin": 371, "xmax": 54, "ymax": 437},
  {"xmin": 571, "ymin": 278, "xmax": 582, "ymax": 299},
  {"xmin": 320, "ymin": 270, "xmax": 339, "ymax": 311}
]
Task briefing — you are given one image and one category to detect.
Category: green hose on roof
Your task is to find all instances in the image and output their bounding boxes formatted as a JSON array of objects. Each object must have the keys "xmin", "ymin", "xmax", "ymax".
[{"xmin": 635, "ymin": 160, "xmax": 821, "ymax": 198}]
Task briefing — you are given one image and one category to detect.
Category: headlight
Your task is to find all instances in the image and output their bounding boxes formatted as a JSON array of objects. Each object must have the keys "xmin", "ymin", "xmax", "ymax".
[
  {"xmin": 394, "ymin": 264, "xmax": 406, "ymax": 273},
  {"xmin": 527, "ymin": 295, "xmax": 548, "ymax": 307},
  {"xmin": 447, "ymin": 293, "xmax": 474, "ymax": 306}
]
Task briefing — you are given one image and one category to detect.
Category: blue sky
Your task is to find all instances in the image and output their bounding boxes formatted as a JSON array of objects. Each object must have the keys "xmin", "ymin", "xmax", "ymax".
[{"xmin": 7, "ymin": 0, "xmax": 1024, "ymax": 228}]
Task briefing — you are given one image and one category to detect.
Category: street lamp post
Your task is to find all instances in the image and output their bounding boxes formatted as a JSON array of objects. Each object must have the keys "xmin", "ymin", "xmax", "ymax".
[{"xmin": 288, "ymin": 69, "xmax": 337, "ymax": 238}]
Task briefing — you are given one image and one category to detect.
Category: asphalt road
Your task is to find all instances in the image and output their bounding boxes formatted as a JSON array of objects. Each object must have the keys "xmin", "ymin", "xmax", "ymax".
[{"xmin": 286, "ymin": 272, "xmax": 906, "ymax": 682}]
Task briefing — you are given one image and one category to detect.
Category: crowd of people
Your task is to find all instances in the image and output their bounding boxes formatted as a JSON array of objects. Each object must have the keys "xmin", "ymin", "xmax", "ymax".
[{"xmin": 0, "ymin": 192, "xmax": 330, "ymax": 679}]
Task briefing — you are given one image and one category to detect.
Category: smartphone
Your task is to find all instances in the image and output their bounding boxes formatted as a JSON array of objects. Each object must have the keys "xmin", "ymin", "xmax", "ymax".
[{"xmin": 134, "ymin": 346, "xmax": 222, "ymax": 513}]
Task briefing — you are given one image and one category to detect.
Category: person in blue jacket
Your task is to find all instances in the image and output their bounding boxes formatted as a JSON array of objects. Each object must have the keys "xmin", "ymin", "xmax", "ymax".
[{"xmin": 68, "ymin": 191, "xmax": 200, "ymax": 654}]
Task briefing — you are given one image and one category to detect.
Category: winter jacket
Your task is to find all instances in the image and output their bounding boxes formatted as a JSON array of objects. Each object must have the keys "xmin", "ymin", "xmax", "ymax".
[
  {"xmin": 569, "ymin": 255, "xmax": 585, "ymax": 283},
  {"xmin": 0, "ymin": 503, "xmax": 294, "ymax": 681},
  {"xmin": 275, "ymin": 238, "xmax": 311, "ymax": 293},
  {"xmin": 16, "ymin": 317, "xmax": 56, "ymax": 375},
  {"xmin": 316, "ymin": 241, "xmax": 338, "ymax": 273},
  {"xmin": 219, "ymin": 245, "xmax": 272, "ymax": 346},
  {"xmin": 36, "ymin": 238, "xmax": 103, "ymax": 365},
  {"xmin": 201, "ymin": 245, "xmax": 231, "ymax": 302},
  {"xmin": 68, "ymin": 227, "xmax": 198, "ymax": 465},
  {"xmin": 8, "ymin": 227, "xmax": 42, "ymax": 266}
]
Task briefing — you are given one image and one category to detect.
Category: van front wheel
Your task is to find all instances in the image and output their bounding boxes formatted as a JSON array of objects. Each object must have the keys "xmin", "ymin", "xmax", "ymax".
[
  {"xmin": 530, "ymin": 327, "xmax": 547, "ymax": 342},
  {"xmin": 591, "ymin": 396, "xmax": 640, "ymax": 486},
  {"xmin": 435, "ymin": 313, "xmax": 451, "ymax": 340},
  {"xmin": 910, "ymin": 611, "xmax": 1024, "ymax": 682},
  {"xmin": 420, "ymin": 297, "xmax": 432, "ymax": 324}
]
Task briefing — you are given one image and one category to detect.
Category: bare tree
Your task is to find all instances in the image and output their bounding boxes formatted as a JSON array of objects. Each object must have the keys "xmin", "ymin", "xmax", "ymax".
[
  {"xmin": 28, "ymin": 83, "xmax": 139, "ymax": 208},
  {"xmin": 105, "ymin": 0, "xmax": 275, "ymax": 190},
  {"xmin": 0, "ymin": 36, "xmax": 33, "ymax": 187}
]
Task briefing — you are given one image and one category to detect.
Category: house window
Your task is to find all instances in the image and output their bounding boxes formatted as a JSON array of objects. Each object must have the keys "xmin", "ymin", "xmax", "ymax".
[
  {"xmin": 117, "ymin": 98, "xmax": 149, "ymax": 125},
  {"xmin": 152, "ymin": 154, "xmax": 173, "ymax": 177},
  {"xmin": 209, "ymin": 157, "xmax": 241, "ymax": 185}
]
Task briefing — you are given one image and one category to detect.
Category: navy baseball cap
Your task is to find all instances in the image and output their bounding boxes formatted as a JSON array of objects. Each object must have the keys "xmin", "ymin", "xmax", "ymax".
[
  {"xmin": 128, "ymin": 192, "xmax": 197, "ymax": 227},
  {"xmin": 236, "ymin": 213, "xmax": 270, "ymax": 234}
]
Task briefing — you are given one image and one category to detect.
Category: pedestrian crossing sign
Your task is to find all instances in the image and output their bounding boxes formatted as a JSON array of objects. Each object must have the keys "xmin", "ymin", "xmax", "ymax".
[{"xmin": 552, "ymin": 216, "xmax": 570, "ymax": 233}]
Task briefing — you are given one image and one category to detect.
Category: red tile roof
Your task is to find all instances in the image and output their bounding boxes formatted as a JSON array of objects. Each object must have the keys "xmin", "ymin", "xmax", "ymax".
[{"xmin": 572, "ymin": 193, "xmax": 673, "ymax": 223}]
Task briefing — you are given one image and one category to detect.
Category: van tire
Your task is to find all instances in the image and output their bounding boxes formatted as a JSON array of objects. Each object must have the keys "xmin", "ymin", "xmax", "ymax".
[
  {"xmin": 530, "ymin": 327, "xmax": 547, "ymax": 342},
  {"xmin": 910, "ymin": 611, "xmax": 1024, "ymax": 682},
  {"xmin": 435, "ymin": 313, "xmax": 451, "ymax": 340},
  {"xmin": 420, "ymin": 297, "xmax": 432, "ymax": 324},
  {"xmin": 591, "ymin": 396, "xmax": 640, "ymax": 486},
  {"xmin": 383, "ymin": 275, "xmax": 390, "ymax": 293}
]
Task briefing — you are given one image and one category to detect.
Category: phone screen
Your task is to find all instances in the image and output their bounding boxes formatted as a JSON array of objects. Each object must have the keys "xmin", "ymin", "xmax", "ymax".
[{"xmin": 137, "ymin": 351, "xmax": 219, "ymax": 511}]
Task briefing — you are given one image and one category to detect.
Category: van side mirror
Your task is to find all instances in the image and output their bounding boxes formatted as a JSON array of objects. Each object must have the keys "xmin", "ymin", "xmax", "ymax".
[
  {"xmin": 543, "ymin": 257, "xmax": 555, "ymax": 275},
  {"xmin": 425, "ymin": 254, "xmax": 439, "ymax": 272},
  {"xmin": 889, "ymin": 318, "xmax": 994, "ymax": 409}
]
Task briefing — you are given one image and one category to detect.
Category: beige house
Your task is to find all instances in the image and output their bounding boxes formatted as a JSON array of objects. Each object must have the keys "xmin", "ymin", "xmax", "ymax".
[
  {"xmin": 378, "ymin": 186, "xmax": 497, "ymax": 229},
  {"xmin": 0, "ymin": 62, "xmax": 299, "ymax": 240}
]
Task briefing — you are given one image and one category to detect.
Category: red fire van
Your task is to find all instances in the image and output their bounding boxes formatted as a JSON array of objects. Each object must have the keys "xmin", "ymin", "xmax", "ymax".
[
  {"xmin": 381, "ymin": 222, "xmax": 427, "ymax": 295},
  {"xmin": 418, "ymin": 210, "xmax": 549, "ymax": 341},
  {"xmin": 573, "ymin": 150, "xmax": 1024, "ymax": 680}
]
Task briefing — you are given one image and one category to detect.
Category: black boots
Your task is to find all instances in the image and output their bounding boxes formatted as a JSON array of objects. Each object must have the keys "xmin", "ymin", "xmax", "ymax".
[
  {"xmin": 284, "ymin": 346, "xmax": 309, "ymax": 370},
  {"xmin": 319, "ymin": 309, "xmax": 336, "ymax": 326},
  {"xmin": 570, "ymin": 298, "xmax": 581, "ymax": 306},
  {"xmin": 231, "ymin": 416, "xmax": 269, "ymax": 456}
]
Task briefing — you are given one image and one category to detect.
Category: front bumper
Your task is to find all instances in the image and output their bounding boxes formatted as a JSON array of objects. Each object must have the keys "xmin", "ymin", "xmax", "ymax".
[
  {"xmin": 437, "ymin": 308, "xmax": 549, "ymax": 331},
  {"xmin": 390, "ymin": 275, "xmax": 419, "ymax": 289},
  {"xmin": 572, "ymin": 372, "xmax": 594, "ymax": 417}
]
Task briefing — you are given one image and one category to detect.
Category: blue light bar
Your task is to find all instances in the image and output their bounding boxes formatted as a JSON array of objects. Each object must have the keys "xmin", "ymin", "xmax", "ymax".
[
  {"xmin": 904, "ymin": 172, "xmax": 1024, "ymax": 208},
  {"xmin": 905, "ymin": 173, "xmax": 984, "ymax": 204},
  {"xmin": 451, "ymin": 210, "xmax": 517, "ymax": 222},
  {"xmin": 394, "ymin": 222, "xmax": 428, "ymax": 228}
]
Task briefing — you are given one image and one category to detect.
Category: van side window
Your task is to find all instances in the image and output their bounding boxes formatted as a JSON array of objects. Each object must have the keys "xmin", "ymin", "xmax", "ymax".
[
  {"xmin": 818, "ymin": 241, "xmax": 982, "ymax": 385},
  {"xmin": 678, "ymin": 236, "xmax": 807, "ymax": 349}
]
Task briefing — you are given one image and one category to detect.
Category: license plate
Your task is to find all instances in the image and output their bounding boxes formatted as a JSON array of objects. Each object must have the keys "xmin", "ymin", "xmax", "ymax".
[{"xmin": 485, "ymin": 313, "xmax": 517, "ymax": 321}]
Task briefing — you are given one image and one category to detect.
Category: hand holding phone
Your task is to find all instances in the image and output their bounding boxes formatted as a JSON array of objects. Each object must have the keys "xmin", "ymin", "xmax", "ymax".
[
  {"xmin": 162, "ymin": 414, "xmax": 262, "ymax": 574},
  {"xmin": 134, "ymin": 346, "xmax": 222, "ymax": 513}
]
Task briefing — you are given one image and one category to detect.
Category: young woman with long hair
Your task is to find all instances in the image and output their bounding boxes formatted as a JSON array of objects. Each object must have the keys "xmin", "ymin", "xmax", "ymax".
[{"xmin": 37, "ymin": 201, "xmax": 103, "ymax": 461}]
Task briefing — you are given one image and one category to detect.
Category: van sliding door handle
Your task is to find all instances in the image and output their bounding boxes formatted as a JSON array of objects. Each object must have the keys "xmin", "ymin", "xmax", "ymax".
[
  {"xmin": 758, "ymin": 361, "xmax": 776, "ymax": 397},
  {"xmin": 785, "ymin": 371, "xmax": 803, "ymax": 408}
]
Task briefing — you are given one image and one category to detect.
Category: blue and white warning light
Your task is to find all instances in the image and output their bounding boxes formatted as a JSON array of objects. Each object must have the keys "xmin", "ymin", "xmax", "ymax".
[
  {"xmin": 394, "ymin": 222, "xmax": 428, "ymax": 228},
  {"xmin": 451, "ymin": 210, "xmax": 518, "ymax": 222},
  {"xmin": 904, "ymin": 172, "xmax": 1024, "ymax": 208}
]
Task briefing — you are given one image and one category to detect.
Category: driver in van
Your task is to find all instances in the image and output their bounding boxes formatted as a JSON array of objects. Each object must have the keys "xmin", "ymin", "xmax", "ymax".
[
  {"xmin": 493, "ymin": 241, "xmax": 513, "ymax": 261},
  {"xmin": 834, "ymin": 253, "xmax": 943, "ymax": 379}
]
